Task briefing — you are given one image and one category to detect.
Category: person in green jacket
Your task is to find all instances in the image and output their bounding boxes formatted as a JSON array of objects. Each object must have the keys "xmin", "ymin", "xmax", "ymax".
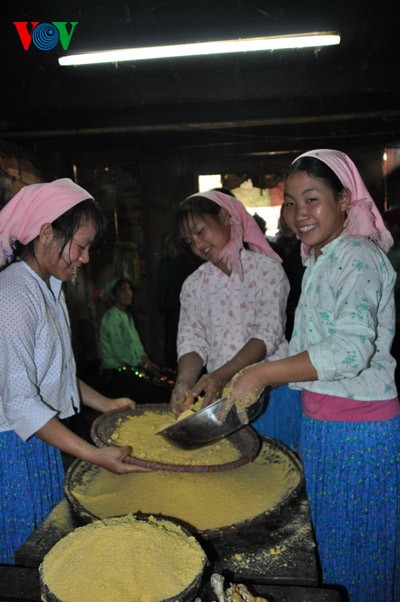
[{"xmin": 99, "ymin": 278, "xmax": 171, "ymax": 403}]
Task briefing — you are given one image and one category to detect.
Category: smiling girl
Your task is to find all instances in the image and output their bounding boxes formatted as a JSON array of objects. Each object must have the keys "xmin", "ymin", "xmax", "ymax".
[
  {"xmin": 0, "ymin": 178, "xmax": 148, "ymax": 564},
  {"xmin": 170, "ymin": 189, "xmax": 302, "ymax": 449},
  {"xmin": 224, "ymin": 149, "xmax": 400, "ymax": 601}
]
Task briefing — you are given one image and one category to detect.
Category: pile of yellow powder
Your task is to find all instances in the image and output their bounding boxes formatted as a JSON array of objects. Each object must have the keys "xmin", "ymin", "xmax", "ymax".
[
  {"xmin": 40, "ymin": 515, "xmax": 206, "ymax": 602},
  {"xmin": 69, "ymin": 443, "xmax": 302, "ymax": 533},
  {"xmin": 108, "ymin": 411, "xmax": 241, "ymax": 466}
]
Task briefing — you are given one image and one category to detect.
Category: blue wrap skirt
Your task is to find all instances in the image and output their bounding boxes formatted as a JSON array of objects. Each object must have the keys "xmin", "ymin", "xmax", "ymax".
[
  {"xmin": 251, "ymin": 384, "xmax": 302, "ymax": 450},
  {"xmin": 300, "ymin": 414, "xmax": 400, "ymax": 602},
  {"xmin": 0, "ymin": 430, "xmax": 65, "ymax": 564}
]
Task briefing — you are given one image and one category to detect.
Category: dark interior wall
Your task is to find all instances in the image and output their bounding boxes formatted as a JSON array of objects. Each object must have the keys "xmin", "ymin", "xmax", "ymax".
[
  {"xmin": 140, "ymin": 156, "xmax": 198, "ymax": 363},
  {"xmin": 348, "ymin": 146, "xmax": 386, "ymax": 212},
  {"xmin": 0, "ymin": 147, "xmax": 43, "ymax": 206},
  {"xmin": 1, "ymin": 140, "xmax": 400, "ymax": 375},
  {"xmin": 66, "ymin": 152, "xmax": 198, "ymax": 370},
  {"xmin": 66, "ymin": 162, "xmax": 146, "ymax": 370}
]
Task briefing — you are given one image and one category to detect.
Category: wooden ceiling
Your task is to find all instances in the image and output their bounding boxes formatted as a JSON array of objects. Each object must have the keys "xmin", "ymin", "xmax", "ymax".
[{"xmin": 1, "ymin": 0, "xmax": 399, "ymax": 170}]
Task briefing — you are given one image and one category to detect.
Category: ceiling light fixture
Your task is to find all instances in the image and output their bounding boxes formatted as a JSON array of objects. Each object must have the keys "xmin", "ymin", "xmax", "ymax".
[{"xmin": 58, "ymin": 32, "xmax": 340, "ymax": 66}]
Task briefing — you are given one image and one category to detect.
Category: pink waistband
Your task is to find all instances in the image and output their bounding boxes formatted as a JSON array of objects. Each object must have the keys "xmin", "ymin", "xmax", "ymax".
[{"xmin": 302, "ymin": 390, "xmax": 400, "ymax": 422}]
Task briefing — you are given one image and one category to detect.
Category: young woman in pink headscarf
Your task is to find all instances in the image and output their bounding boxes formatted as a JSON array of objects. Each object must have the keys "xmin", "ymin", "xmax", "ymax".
[
  {"xmin": 0, "ymin": 178, "xmax": 148, "ymax": 564},
  {"xmin": 224, "ymin": 150, "xmax": 400, "ymax": 602},
  {"xmin": 171, "ymin": 189, "xmax": 302, "ymax": 448}
]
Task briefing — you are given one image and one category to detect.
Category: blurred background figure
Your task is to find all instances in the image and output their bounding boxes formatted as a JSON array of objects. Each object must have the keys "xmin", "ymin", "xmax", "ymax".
[
  {"xmin": 252, "ymin": 212, "xmax": 267, "ymax": 236},
  {"xmin": 99, "ymin": 278, "xmax": 172, "ymax": 403},
  {"xmin": 156, "ymin": 233, "xmax": 203, "ymax": 368},
  {"xmin": 271, "ymin": 205, "xmax": 305, "ymax": 340}
]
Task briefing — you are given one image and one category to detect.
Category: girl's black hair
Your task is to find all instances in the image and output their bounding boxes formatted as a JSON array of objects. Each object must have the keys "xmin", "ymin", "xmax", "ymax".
[
  {"xmin": 285, "ymin": 156, "xmax": 345, "ymax": 199},
  {"xmin": 172, "ymin": 195, "xmax": 222, "ymax": 253},
  {"xmin": 51, "ymin": 198, "xmax": 107, "ymax": 253}
]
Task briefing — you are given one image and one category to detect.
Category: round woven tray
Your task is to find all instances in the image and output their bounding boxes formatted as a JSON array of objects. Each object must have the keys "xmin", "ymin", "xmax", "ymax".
[
  {"xmin": 65, "ymin": 436, "xmax": 304, "ymax": 540},
  {"xmin": 90, "ymin": 404, "xmax": 261, "ymax": 472},
  {"xmin": 39, "ymin": 515, "xmax": 206, "ymax": 602}
]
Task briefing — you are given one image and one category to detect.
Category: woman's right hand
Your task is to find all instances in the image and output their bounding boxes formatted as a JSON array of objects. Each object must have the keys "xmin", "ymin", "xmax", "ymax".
[
  {"xmin": 221, "ymin": 364, "xmax": 267, "ymax": 423},
  {"xmin": 36, "ymin": 418, "xmax": 152, "ymax": 475},
  {"xmin": 170, "ymin": 382, "xmax": 195, "ymax": 416}
]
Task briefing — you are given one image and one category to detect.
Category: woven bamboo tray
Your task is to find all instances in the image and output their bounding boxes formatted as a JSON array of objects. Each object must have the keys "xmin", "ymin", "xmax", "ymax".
[{"xmin": 90, "ymin": 404, "xmax": 261, "ymax": 472}]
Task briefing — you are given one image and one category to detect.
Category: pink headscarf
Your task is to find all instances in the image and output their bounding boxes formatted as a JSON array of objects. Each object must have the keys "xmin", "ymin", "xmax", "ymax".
[
  {"xmin": 292, "ymin": 149, "xmax": 393, "ymax": 260},
  {"xmin": 186, "ymin": 189, "xmax": 281, "ymax": 277},
  {"xmin": 0, "ymin": 178, "xmax": 93, "ymax": 266}
]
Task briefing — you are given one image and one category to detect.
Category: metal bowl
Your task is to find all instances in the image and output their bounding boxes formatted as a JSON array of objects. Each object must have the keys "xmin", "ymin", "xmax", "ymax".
[{"xmin": 159, "ymin": 389, "xmax": 269, "ymax": 449}]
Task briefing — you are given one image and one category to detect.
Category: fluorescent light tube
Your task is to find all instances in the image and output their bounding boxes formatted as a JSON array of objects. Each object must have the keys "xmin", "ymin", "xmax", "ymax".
[{"xmin": 58, "ymin": 32, "xmax": 340, "ymax": 66}]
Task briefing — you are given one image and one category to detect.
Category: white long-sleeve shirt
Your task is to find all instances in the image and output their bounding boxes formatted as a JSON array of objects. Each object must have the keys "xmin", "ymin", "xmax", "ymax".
[
  {"xmin": 177, "ymin": 249, "xmax": 289, "ymax": 372},
  {"xmin": 289, "ymin": 235, "xmax": 397, "ymax": 400},
  {"xmin": 0, "ymin": 261, "xmax": 80, "ymax": 440}
]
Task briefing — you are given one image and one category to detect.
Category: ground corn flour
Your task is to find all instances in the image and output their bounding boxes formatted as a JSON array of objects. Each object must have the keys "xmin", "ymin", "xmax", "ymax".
[
  {"xmin": 70, "ymin": 442, "xmax": 301, "ymax": 532},
  {"xmin": 40, "ymin": 515, "xmax": 205, "ymax": 602},
  {"xmin": 108, "ymin": 411, "xmax": 241, "ymax": 466}
]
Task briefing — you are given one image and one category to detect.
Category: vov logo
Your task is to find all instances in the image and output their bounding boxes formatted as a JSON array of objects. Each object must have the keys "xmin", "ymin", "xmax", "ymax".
[{"xmin": 13, "ymin": 22, "xmax": 78, "ymax": 51}]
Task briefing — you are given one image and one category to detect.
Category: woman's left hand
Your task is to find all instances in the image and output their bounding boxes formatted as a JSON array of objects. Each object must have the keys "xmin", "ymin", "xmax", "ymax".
[
  {"xmin": 78, "ymin": 379, "xmax": 136, "ymax": 414},
  {"xmin": 191, "ymin": 370, "xmax": 228, "ymax": 407},
  {"xmin": 106, "ymin": 397, "xmax": 136, "ymax": 412},
  {"xmin": 141, "ymin": 356, "xmax": 161, "ymax": 376}
]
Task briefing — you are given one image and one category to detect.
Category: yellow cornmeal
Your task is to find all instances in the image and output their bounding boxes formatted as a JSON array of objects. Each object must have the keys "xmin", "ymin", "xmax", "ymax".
[
  {"xmin": 109, "ymin": 411, "xmax": 241, "ymax": 466},
  {"xmin": 176, "ymin": 398, "xmax": 204, "ymax": 421},
  {"xmin": 70, "ymin": 443, "xmax": 301, "ymax": 532},
  {"xmin": 40, "ymin": 515, "xmax": 205, "ymax": 602}
]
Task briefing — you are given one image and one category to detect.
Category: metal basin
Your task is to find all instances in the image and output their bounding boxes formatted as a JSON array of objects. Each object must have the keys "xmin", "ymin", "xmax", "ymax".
[{"xmin": 159, "ymin": 389, "xmax": 269, "ymax": 449}]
